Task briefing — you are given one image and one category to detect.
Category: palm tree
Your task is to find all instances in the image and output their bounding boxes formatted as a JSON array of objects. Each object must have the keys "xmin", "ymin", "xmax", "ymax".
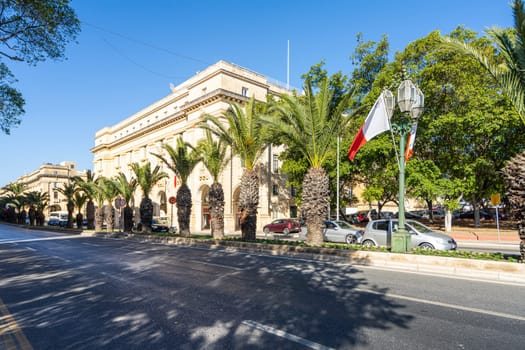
[
  {"xmin": 73, "ymin": 170, "xmax": 97, "ymax": 229},
  {"xmin": 57, "ymin": 183, "xmax": 77, "ymax": 228},
  {"xmin": 92, "ymin": 178, "xmax": 107, "ymax": 232},
  {"xmin": 152, "ymin": 137, "xmax": 199, "ymax": 237},
  {"xmin": 441, "ymin": 0, "xmax": 525, "ymax": 259},
  {"xmin": 267, "ymin": 80, "xmax": 352, "ymax": 244},
  {"xmin": 202, "ymin": 96, "xmax": 270, "ymax": 240},
  {"xmin": 73, "ymin": 192, "xmax": 87, "ymax": 229},
  {"xmin": 113, "ymin": 172, "xmax": 138, "ymax": 233},
  {"xmin": 3, "ymin": 183, "xmax": 27, "ymax": 224},
  {"xmin": 98, "ymin": 177, "xmax": 119, "ymax": 232},
  {"xmin": 441, "ymin": 0, "xmax": 525, "ymax": 124},
  {"xmin": 195, "ymin": 130, "xmax": 230, "ymax": 239},
  {"xmin": 25, "ymin": 191, "xmax": 48, "ymax": 226},
  {"xmin": 130, "ymin": 162, "xmax": 168, "ymax": 233}
]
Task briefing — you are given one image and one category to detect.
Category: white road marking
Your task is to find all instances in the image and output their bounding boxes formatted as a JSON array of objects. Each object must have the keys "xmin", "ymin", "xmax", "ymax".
[
  {"xmin": 188, "ymin": 259, "xmax": 244, "ymax": 271},
  {"xmin": 242, "ymin": 320, "xmax": 335, "ymax": 350},
  {"xmin": 355, "ymin": 288, "xmax": 525, "ymax": 321},
  {"xmin": 0, "ymin": 235, "xmax": 83, "ymax": 244}
]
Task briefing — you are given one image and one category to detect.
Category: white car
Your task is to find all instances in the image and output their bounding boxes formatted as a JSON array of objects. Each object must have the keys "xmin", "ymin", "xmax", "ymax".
[
  {"xmin": 299, "ymin": 220, "xmax": 363, "ymax": 244},
  {"xmin": 363, "ymin": 219, "xmax": 456, "ymax": 250}
]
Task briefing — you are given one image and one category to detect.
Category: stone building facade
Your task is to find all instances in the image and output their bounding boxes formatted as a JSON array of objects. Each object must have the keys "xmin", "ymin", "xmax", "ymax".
[
  {"xmin": 91, "ymin": 61, "xmax": 298, "ymax": 233},
  {"xmin": 0, "ymin": 161, "xmax": 86, "ymax": 218}
]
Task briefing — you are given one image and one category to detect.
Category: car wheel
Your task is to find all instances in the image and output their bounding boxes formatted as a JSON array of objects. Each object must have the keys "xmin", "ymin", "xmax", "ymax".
[
  {"xmin": 420, "ymin": 242, "xmax": 435, "ymax": 250},
  {"xmin": 345, "ymin": 234, "xmax": 357, "ymax": 244},
  {"xmin": 362, "ymin": 239, "xmax": 376, "ymax": 247},
  {"xmin": 283, "ymin": 228, "xmax": 290, "ymax": 235},
  {"xmin": 263, "ymin": 227, "xmax": 270, "ymax": 234}
]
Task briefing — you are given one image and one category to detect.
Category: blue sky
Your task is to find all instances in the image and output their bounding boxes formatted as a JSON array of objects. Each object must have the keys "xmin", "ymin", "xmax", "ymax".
[{"xmin": 0, "ymin": 0, "xmax": 513, "ymax": 185}]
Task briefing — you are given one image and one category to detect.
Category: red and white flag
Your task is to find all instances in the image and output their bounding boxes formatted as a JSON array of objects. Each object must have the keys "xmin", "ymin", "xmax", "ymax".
[
  {"xmin": 348, "ymin": 92, "xmax": 391, "ymax": 160},
  {"xmin": 404, "ymin": 122, "xmax": 418, "ymax": 162}
]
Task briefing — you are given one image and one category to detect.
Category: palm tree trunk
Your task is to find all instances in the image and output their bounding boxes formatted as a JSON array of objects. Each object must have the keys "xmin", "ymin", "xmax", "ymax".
[
  {"xmin": 140, "ymin": 197, "xmax": 153, "ymax": 233},
  {"xmin": 76, "ymin": 212, "xmax": 83, "ymax": 229},
  {"xmin": 502, "ymin": 151, "xmax": 525, "ymax": 261},
  {"xmin": 123, "ymin": 206, "xmax": 133, "ymax": 233},
  {"xmin": 95, "ymin": 207, "xmax": 104, "ymax": 232},
  {"xmin": 67, "ymin": 201, "xmax": 74, "ymax": 228},
  {"xmin": 28, "ymin": 206, "xmax": 36, "ymax": 226},
  {"xmin": 86, "ymin": 200, "xmax": 95, "ymax": 230},
  {"xmin": 176, "ymin": 184, "xmax": 192, "ymax": 237},
  {"xmin": 209, "ymin": 182, "xmax": 225, "ymax": 239},
  {"xmin": 239, "ymin": 169, "xmax": 259, "ymax": 241},
  {"xmin": 301, "ymin": 167, "xmax": 330, "ymax": 245},
  {"xmin": 105, "ymin": 205, "xmax": 115, "ymax": 232}
]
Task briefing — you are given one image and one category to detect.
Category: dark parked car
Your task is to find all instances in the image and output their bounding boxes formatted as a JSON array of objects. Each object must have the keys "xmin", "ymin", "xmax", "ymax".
[
  {"xmin": 457, "ymin": 211, "xmax": 491, "ymax": 220},
  {"xmin": 263, "ymin": 218, "xmax": 301, "ymax": 235}
]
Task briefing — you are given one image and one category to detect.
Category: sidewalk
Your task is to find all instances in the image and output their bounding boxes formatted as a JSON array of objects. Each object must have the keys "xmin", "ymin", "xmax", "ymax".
[{"xmin": 445, "ymin": 226, "xmax": 520, "ymax": 242}]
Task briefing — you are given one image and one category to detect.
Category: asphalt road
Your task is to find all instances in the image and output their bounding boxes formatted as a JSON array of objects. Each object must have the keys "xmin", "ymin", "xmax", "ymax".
[{"xmin": 0, "ymin": 224, "xmax": 524, "ymax": 349}]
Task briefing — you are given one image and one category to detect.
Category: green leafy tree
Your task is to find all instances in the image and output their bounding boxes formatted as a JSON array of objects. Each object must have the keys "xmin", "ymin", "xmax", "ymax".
[
  {"xmin": 268, "ymin": 80, "xmax": 352, "ymax": 245},
  {"xmin": 202, "ymin": 97, "xmax": 270, "ymax": 240},
  {"xmin": 0, "ymin": 0, "xmax": 80, "ymax": 134},
  {"xmin": 406, "ymin": 159, "xmax": 442, "ymax": 221},
  {"xmin": 409, "ymin": 28, "xmax": 525, "ymax": 226},
  {"xmin": 130, "ymin": 162, "xmax": 168, "ymax": 234},
  {"xmin": 440, "ymin": 0, "xmax": 525, "ymax": 258},
  {"xmin": 195, "ymin": 129, "xmax": 230, "ymax": 239}
]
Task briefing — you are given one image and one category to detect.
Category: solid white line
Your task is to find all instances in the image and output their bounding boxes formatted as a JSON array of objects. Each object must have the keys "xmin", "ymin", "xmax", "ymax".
[
  {"xmin": 354, "ymin": 264, "xmax": 525, "ymax": 287},
  {"xmin": 355, "ymin": 288, "xmax": 525, "ymax": 322},
  {"xmin": 241, "ymin": 320, "xmax": 335, "ymax": 350},
  {"xmin": 0, "ymin": 235, "xmax": 83, "ymax": 244},
  {"xmin": 187, "ymin": 259, "xmax": 244, "ymax": 271}
]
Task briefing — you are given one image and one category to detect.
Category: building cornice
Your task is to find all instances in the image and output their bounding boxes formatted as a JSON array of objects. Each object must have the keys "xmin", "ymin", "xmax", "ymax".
[{"xmin": 91, "ymin": 88, "xmax": 248, "ymax": 153}]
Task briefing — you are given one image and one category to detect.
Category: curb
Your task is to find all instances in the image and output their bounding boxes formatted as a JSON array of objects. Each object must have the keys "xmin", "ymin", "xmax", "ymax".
[{"xmin": 93, "ymin": 232, "xmax": 525, "ymax": 285}]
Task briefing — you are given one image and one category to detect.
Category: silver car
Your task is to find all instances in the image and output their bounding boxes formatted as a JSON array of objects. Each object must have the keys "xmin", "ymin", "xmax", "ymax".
[
  {"xmin": 299, "ymin": 220, "xmax": 363, "ymax": 244},
  {"xmin": 363, "ymin": 219, "xmax": 456, "ymax": 250}
]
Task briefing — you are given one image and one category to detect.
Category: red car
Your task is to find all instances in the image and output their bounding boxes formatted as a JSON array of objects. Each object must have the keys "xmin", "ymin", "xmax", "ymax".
[{"xmin": 263, "ymin": 218, "xmax": 301, "ymax": 235}]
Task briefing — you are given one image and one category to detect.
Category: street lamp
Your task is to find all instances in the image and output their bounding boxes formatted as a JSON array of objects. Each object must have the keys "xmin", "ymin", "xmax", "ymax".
[{"xmin": 384, "ymin": 80, "xmax": 424, "ymax": 253}]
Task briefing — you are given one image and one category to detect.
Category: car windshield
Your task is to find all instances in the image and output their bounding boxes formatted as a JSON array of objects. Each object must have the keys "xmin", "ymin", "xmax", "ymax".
[
  {"xmin": 334, "ymin": 221, "xmax": 354, "ymax": 229},
  {"xmin": 406, "ymin": 220, "xmax": 433, "ymax": 233}
]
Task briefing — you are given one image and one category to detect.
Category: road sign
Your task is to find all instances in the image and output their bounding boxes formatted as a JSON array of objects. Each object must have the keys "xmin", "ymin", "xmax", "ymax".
[
  {"xmin": 169, "ymin": 196, "xmax": 176, "ymax": 204},
  {"xmin": 490, "ymin": 194, "xmax": 500, "ymax": 206}
]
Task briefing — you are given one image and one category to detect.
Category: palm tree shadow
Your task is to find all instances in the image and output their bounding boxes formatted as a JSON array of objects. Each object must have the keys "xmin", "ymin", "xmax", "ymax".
[{"xmin": 0, "ymin": 242, "xmax": 413, "ymax": 349}]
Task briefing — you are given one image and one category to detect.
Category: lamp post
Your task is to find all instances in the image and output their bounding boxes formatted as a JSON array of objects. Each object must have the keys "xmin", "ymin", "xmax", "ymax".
[{"xmin": 384, "ymin": 80, "xmax": 424, "ymax": 253}]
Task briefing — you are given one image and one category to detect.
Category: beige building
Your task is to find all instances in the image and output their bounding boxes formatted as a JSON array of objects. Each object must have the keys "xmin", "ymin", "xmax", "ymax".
[
  {"xmin": 91, "ymin": 61, "xmax": 298, "ymax": 233},
  {"xmin": 0, "ymin": 161, "xmax": 87, "ymax": 218}
]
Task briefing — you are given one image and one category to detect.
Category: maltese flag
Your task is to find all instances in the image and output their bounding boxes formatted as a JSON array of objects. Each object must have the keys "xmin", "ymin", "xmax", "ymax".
[
  {"xmin": 405, "ymin": 122, "xmax": 418, "ymax": 162},
  {"xmin": 348, "ymin": 92, "xmax": 391, "ymax": 160}
]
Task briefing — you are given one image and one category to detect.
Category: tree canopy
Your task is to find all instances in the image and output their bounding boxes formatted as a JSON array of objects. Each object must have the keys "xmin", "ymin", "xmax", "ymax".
[{"xmin": 0, "ymin": 0, "xmax": 80, "ymax": 134}]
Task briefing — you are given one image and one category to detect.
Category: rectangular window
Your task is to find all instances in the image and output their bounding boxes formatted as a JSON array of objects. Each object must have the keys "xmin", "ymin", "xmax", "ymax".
[
  {"xmin": 272, "ymin": 154, "xmax": 279, "ymax": 173},
  {"xmin": 272, "ymin": 184, "xmax": 279, "ymax": 196},
  {"xmin": 241, "ymin": 87, "xmax": 248, "ymax": 96},
  {"xmin": 290, "ymin": 186, "xmax": 296, "ymax": 197},
  {"xmin": 272, "ymin": 205, "xmax": 279, "ymax": 219}
]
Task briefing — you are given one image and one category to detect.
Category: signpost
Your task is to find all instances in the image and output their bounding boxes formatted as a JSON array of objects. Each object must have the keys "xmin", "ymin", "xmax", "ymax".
[
  {"xmin": 491, "ymin": 194, "xmax": 501, "ymax": 241},
  {"xmin": 169, "ymin": 196, "xmax": 176, "ymax": 228}
]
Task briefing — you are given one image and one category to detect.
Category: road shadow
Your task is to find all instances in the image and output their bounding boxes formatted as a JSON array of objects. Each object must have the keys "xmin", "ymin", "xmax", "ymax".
[{"xmin": 0, "ymin": 238, "xmax": 413, "ymax": 349}]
